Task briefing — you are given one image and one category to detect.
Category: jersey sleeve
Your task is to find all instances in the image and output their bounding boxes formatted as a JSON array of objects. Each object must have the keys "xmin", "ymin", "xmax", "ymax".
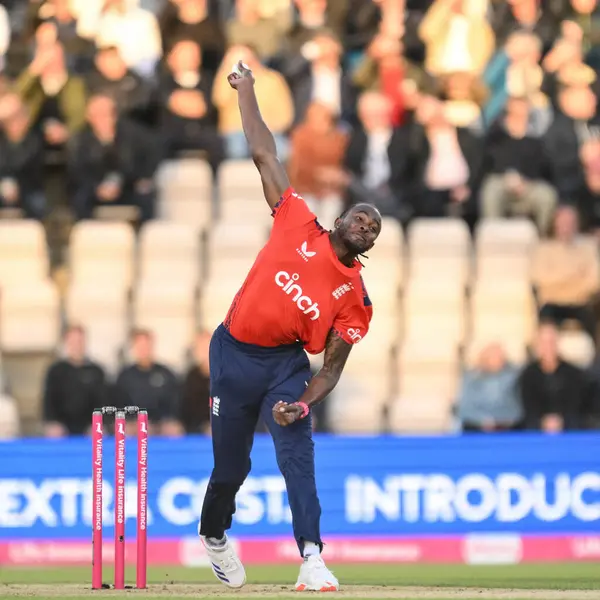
[
  {"xmin": 333, "ymin": 278, "xmax": 373, "ymax": 345},
  {"xmin": 272, "ymin": 187, "xmax": 319, "ymax": 231}
]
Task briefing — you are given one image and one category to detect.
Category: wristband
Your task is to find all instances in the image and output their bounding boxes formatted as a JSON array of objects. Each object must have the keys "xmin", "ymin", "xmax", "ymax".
[{"xmin": 295, "ymin": 402, "xmax": 310, "ymax": 419}]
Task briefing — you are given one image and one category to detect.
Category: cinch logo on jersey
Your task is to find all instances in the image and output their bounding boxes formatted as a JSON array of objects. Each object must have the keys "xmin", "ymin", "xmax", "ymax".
[
  {"xmin": 332, "ymin": 283, "xmax": 354, "ymax": 300},
  {"xmin": 274, "ymin": 272, "xmax": 320, "ymax": 320},
  {"xmin": 347, "ymin": 328, "xmax": 362, "ymax": 342},
  {"xmin": 296, "ymin": 241, "xmax": 316, "ymax": 262}
]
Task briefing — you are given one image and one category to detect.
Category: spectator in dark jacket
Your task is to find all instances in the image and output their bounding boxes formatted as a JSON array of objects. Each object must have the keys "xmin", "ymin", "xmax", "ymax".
[
  {"xmin": 0, "ymin": 92, "xmax": 46, "ymax": 219},
  {"xmin": 158, "ymin": 0, "xmax": 225, "ymax": 74},
  {"xmin": 579, "ymin": 136, "xmax": 600, "ymax": 231},
  {"xmin": 43, "ymin": 326, "xmax": 107, "ymax": 437},
  {"xmin": 68, "ymin": 92, "xmax": 159, "ymax": 222},
  {"xmin": 115, "ymin": 329, "xmax": 183, "ymax": 436},
  {"xmin": 87, "ymin": 45, "xmax": 154, "ymax": 123},
  {"xmin": 279, "ymin": 30, "xmax": 357, "ymax": 126},
  {"xmin": 181, "ymin": 330, "xmax": 211, "ymax": 434},
  {"xmin": 480, "ymin": 96, "xmax": 557, "ymax": 234},
  {"xmin": 158, "ymin": 38, "xmax": 223, "ymax": 169},
  {"xmin": 519, "ymin": 323, "xmax": 592, "ymax": 432},
  {"xmin": 544, "ymin": 83, "xmax": 600, "ymax": 202},
  {"xmin": 343, "ymin": 91, "xmax": 409, "ymax": 220},
  {"xmin": 406, "ymin": 92, "xmax": 482, "ymax": 220}
]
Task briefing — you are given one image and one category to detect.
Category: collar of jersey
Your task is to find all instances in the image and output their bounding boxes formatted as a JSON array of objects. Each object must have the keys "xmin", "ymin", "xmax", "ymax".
[{"xmin": 323, "ymin": 230, "xmax": 362, "ymax": 277}]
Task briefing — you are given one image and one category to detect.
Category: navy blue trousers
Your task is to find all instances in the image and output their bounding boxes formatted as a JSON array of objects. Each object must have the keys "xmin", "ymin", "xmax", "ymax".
[{"xmin": 199, "ymin": 325, "xmax": 322, "ymax": 554}]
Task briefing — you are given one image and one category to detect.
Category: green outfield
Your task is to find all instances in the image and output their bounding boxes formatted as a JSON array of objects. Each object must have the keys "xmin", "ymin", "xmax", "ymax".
[{"xmin": 0, "ymin": 563, "xmax": 599, "ymax": 600}]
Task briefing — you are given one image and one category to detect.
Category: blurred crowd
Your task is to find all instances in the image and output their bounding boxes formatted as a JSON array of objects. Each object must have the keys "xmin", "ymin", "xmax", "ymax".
[{"xmin": 0, "ymin": 0, "xmax": 600, "ymax": 438}]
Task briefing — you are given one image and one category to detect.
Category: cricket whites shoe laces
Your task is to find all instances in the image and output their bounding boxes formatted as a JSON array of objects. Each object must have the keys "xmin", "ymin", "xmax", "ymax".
[
  {"xmin": 200, "ymin": 534, "xmax": 247, "ymax": 589},
  {"xmin": 295, "ymin": 555, "xmax": 339, "ymax": 592}
]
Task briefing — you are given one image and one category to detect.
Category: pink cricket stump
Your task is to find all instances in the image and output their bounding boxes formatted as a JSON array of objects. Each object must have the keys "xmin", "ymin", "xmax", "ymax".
[
  {"xmin": 114, "ymin": 411, "xmax": 126, "ymax": 589},
  {"xmin": 92, "ymin": 411, "xmax": 103, "ymax": 590},
  {"xmin": 136, "ymin": 411, "xmax": 148, "ymax": 589}
]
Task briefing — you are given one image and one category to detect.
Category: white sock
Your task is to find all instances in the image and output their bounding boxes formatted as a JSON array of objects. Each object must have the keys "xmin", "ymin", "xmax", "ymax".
[
  {"xmin": 205, "ymin": 536, "xmax": 226, "ymax": 548},
  {"xmin": 303, "ymin": 542, "xmax": 320, "ymax": 557}
]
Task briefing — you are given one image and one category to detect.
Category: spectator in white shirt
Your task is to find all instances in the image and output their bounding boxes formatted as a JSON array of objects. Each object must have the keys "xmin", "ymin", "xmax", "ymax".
[
  {"xmin": 77, "ymin": 0, "xmax": 162, "ymax": 78},
  {"xmin": 0, "ymin": 5, "xmax": 10, "ymax": 73}
]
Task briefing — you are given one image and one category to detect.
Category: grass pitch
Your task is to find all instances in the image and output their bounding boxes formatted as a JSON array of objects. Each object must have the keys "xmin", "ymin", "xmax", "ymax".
[{"xmin": 0, "ymin": 563, "xmax": 598, "ymax": 600}]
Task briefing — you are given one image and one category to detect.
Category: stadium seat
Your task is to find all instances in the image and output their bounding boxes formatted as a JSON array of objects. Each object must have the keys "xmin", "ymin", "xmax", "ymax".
[
  {"xmin": 408, "ymin": 218, "xmax": 471, "ymax": 254},
  {"xmin": 0, "ymin": 220, "xmax": 49, "ymax": 287},
  {"xmin": 0, "ymin": 280, "xmax": 60, "ymax": 352},
  {"xmin": 138, "ymin": 221, "xmax": 203, "ymax": 289},
  {"xmin": 407, "ymin": 218, "xmax": 472, "ymax": 286},
  {"xmin": 156, "ymin": 159, "xmax": 213, "ymax": 228},
  {"xmin": 70, "ymin": 221, "xmax": 135, "ymax": 291},
  {"xmin": 403, "ymin": 280, "xmax": 466, "ymax": 346},
  {"xmin": 470, "ymin": 281, "xmax": 536, "ymax": 345},
  {"xmin": 329, "ymin": 370, "xmax": 389, "ymax": 434},
  {"xmin": 374, "ymin": 216, "xmax": 404, "ymax": 252},
  {"xmin": 133, "ymin": 282, "xmax": 196, "ymax": 372},
  {"xmin": 65, "ymin": 284, "xmax": 129, "ymax": 375},
  {"xmin": 198, "ymin": 278, "xmax": 241, "ymax": 330},
  {"xmin": 218, "ymin": 160, "xmax": 269, "ymax": 224},
  {"xmin": 360, "ymin": 273, "xmax": 401, "ymax": 317},
  {"xmin": 475, "ymin": 219, "xmax": 538, "ymax": 283},
  {"xmin": 389, "ymin": 342, "xmax": 459, "ymax": 433},
  {"xmin": 557, "ymin": 330, "xmax": 595, "ymax": 368}
]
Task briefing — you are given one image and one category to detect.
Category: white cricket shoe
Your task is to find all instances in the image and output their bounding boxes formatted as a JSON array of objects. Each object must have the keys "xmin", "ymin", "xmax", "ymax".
[
  {"xmin": 295, "ymin": 555, "xmax": 339, "ymax": 592},
  {"xmin": 200, "ymin": 534, "xmax": 246, "ymax": 589}
]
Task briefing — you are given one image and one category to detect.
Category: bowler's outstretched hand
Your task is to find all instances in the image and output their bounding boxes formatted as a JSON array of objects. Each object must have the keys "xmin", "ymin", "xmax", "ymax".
[
  {"xmin": 273, "ymin": 401, "xmax": 303, "ymax": 426},
  {"xmin": 228, "ymin": 61, "xmax": 254, "ymax": 90}
]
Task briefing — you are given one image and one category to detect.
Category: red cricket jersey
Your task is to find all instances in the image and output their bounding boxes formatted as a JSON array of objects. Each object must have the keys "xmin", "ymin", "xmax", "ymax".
[{"xmin": 224, "ymin": 188, "xmax": 373, "ymax": 354}]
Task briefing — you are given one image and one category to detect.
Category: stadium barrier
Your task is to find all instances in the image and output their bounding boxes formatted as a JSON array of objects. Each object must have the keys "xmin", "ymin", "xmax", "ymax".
[{"xmin": 0, "ymin": 434, "xmax": 599, "ymax": 565}]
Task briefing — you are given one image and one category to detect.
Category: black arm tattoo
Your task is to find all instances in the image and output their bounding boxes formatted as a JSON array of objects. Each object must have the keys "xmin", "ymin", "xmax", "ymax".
[
  {"xmin": 297, "ymin": 329, "xmax": 353, "ymax": 408},
  {"xmin": 320, "ymin": 329, "xmax": 353, "ymax": 383}
]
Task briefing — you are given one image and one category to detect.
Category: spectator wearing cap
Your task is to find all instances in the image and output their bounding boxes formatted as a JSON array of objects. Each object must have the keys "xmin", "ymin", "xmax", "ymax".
[
  {"xmin": 0, "ymin": 92, "xmax": 46, "ymax": 219},
  {"xmin": 480, "ymin": 96, "xmax": 557, "ymax": 234},
  {"xmin": 280, "ymin": 30, "xmax": 356, "ymax": 126},
  {"xmin": 43, "ymin": 326, "xmax": 107, "ymax": 438},
  {"xmin": 180, "ymin": 330, "xmax": 211, "ymax": 435},
  {"xmin": 419, "ymin": 0, "xmax": 495, "ymax": 78},
  {"xmin": 213, "ymin": 44, "xmax": 293, "ymax": 160},
  {"xmin": 87, "ymin": 45, "xmax": 154, "ymax": 123},
  {"xmin": 115, "ymin": 329, "xmax": 183, "ymax": 436},
  {"xmin": 159, "ymin": 0, "xmax": 225, "ymax": 74},
  {"xmin": 456, "ymin": 342, "xmax": 523, "ymax": 433},
  {"xmin": 159, "ymin": 38, "xmax": 223, "ymax": 169},
  {"xmin": 68, "ymin": 92, "xmax": 159, "ymax": 221},
  {"xmin": 532, "ymin": 205, "xmax": 600, "ymax": 338},
  {"xmin": 519, "ymin": 323, "xmax": 592, "ymax": 432}
]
